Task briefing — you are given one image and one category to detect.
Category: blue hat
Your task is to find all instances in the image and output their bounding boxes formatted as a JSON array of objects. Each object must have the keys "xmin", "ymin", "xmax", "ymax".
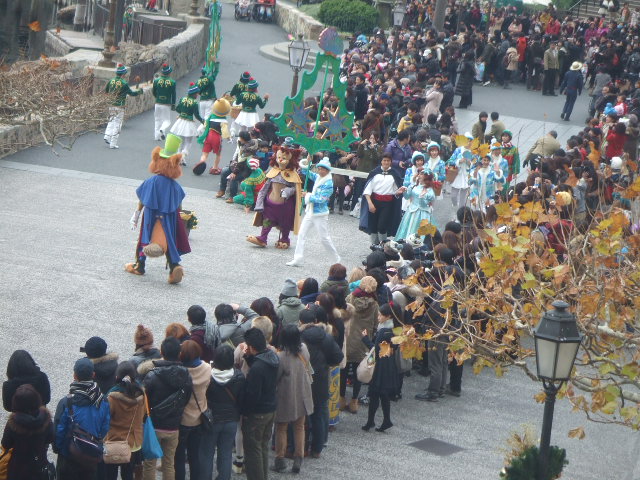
[
  {"xmin": 247, "ymin": 79, "xmax": 258, "ymax": 90},
  {"xmin": 282, "ymin": 137, "xmax": 295, "ymax": 148},
  {"xmin": 161, "ymin": 63, "xmax": 172, "ymax": 75},
  {"xmin": 427, "ymin": 141, "xmax": 440, "ymax": 152},
  {"xmin": 74, "ymin": 358, "xmax": 94, "ymax": 381},
  {"xmin": 316, "ymin": 157, "xmax": 332, "ymax": 171},
  {"xmin": 463, "ymin": 132, "xmax": 473, "ymax": 141},
  {"xmin": 188, "ymin": 82, "xmax": 200, "ymax": 95},
  {"xmin": 411, "ymin": 151, "xmax": 425, "ymax": 165},
  {"xmin": 116, "ymin": 64, "xmax": 128, "ymax": 75}
]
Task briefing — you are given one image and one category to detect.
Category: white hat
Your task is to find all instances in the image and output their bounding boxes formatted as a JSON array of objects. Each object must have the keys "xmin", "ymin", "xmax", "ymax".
[
  {"xmin": 570, "ymin": 61, "xmax": 583, "ymax": 71},
  {"xmin": 406, "ymin": 233, "xmax": 424, "ymax": 248},
  {"xmin": 316, "ymin": 157, "xmax": 332, "ymax": 171},
  {"xmin": 611, "ymin": 156, "xmax": 623, "ymax": 170},
  {"xmin": 427, "ymin": 141, "xmax": 440, "ymax": 151},
  {"xmin": 464, "ymin": 132, "xmax": 473, "ymax": 141},
  {"xmin": 248, "ymin": 158, "xmax": 260, "ymax": 170}
]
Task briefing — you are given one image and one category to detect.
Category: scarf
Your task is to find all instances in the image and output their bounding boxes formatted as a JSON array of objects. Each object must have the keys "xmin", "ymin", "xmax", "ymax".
[
  {"xmin": 379, "ymin": 319, "xmax": 394, "ymax": 329},
  {"xmin": 69, "ymin": 380, "xmax": 103, "ymax": 406},
  {"xmin": 502, "ymin": 141, "xmax": 513, "ymax": 149},
  {"xmin": 184, "ymin": 358, "xmax": 202, "ymax": 368},
  {"xmin": 352, "ymin": 287, "xmax": 376, "ymax": 298},
  {"xmin": 190, "ymin": 321, "xmax": 219, "ymax": 349}
]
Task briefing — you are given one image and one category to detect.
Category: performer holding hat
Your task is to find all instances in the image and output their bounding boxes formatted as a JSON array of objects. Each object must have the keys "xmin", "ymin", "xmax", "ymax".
[{"xmin": 104, "ymin": 64, "xmax": 142, "ymax": 149}]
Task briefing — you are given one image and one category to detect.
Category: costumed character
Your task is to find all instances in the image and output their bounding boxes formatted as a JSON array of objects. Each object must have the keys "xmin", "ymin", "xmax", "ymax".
[
  {"xmin": 126, "ymin": 134, "xmax": 191, "ymax": 284},
  {"xmin": 152, "ymin": 63, "xmax": 176, "ymax": 141},
  {"xmin": 170, "ymin": 82, "xmax": 204, "ymax": 164},
  {"xmin": 359, "ymin": 154, "xmax": 405, "ymax": 245},
  {"xmin": 500, "ymin": 129, "xmax": 520, "ymax": 184},
  {"xmin": 424, "ymin": 141, "xmax": 447, "ymax": 182},
  {"xmin": 104, "ymin": 64, "xmax": 142, "ymax": 149},
  {"xmin": 447, "ymin": 132, "xmax": 475, "ymax": 218},
  {"xmin": 233, "ymin": 158, "xmax": 266, "ymax": 212},
  {"xmin": 490, "ymin": 141, "xmax": 509, "ymax": 194},
  {"xmin": 395, "ymin": 172, "xmax": 436, "ymax": 241},
  {"xmin": 234, "ymin": 80, "xmax": 269, "ymax": 134},
  {"xmin": 403, "ymin": 151, "xmax": 425, "ymax": 211},
  {"xmin": 225, "ymin": 139, "xmax": 260, "ymax": 204},
  {"xmin": 193, "ymin": 97, "xmax": 231, "ymax": 176},
  {"xmin": 247, "ymin": 138, "xmax": 302, "ymax": 249},
  {"xmin": 197, "ymin": 62, "xmax": 220, "ymax": 122},
  {"xmin": 469, "ymin": 155, "xmax": 504, "ymax": 212},
  {"xmin": 286, "ymin": 157, "xmax": 341, "ymax": 267},
  {"xmin": 229, "ymin": 71, "xmax": 252, "ymax": 138}
]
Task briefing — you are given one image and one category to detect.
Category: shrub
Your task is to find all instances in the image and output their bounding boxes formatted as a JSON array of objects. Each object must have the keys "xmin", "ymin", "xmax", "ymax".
[{"xmin": 318, "ymin": 0, "xmax": 378, "ymax": 34}]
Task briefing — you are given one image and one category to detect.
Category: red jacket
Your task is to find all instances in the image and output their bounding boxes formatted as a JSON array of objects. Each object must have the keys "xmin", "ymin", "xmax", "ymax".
[
  {"xmin": 606, "ymin": 131, "xmax": 626, "ymax": 159},
  {"xmin": 517, "ymin": 37, "xmax": 527, "ymax": 62}
]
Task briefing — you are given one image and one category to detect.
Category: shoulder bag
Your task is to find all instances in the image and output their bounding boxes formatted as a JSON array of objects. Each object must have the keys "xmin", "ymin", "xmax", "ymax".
[
  {"xmin": 103, "ymin": 399, "xmax": 139, "ymax": 464},
  {"xmin": 66, "ymin": 396, "xmax": 104, "ymax": 465},
  {"xmin": 356, "ymin": 347, "xmax": 376, "ymax": 384},
  {"xmin": 141, "ymin": 394, "xmax": 163, "ymax": 460},
  {"xmin": 193, "ymin": 392, "xmax": 214, "ymax": 432}
]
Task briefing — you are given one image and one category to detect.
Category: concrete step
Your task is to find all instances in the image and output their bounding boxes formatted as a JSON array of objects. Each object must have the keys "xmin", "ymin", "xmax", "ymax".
[{"xmin": 258, "ymin": 41, "xmax": 318, "ymax": 68}]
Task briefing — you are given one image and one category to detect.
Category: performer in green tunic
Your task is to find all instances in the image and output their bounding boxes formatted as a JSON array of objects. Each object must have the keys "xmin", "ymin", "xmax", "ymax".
[
  {"xmin": 104, "ymin": 64, "xmax": 142, "ymax": 149},
  {"xmin": 170, "ymin": 82, "xmax": 204, "ymax": 165},
  {"xmin": 152, "ymin": 63, "xmax": 176, "ymax": 141}
]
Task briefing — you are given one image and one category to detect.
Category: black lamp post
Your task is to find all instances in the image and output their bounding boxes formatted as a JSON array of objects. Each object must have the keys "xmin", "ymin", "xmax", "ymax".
[
  {"xmin": 288, "ymin": 34, "xmax": 310, "ymax": 98},
  {"xmin": 533, "ymin": 300, "xmax": 582, "ymax": 480},
  {"xmin": 391, "ymin": 2, "xmax": 405, "ymax": 67},
  {"xmin": 99, "ymin": 0, "xmax": 118, "ymax": 67}
]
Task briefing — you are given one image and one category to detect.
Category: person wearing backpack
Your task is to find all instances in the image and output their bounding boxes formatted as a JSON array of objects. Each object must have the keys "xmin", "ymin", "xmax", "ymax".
[
  {"xmin": 214, "ymin": 304, "xmax": 250, "ymax": 347},
  {"xmin": 54, "ymin": 358, "xmax": 110, "ymax": 480},
  {"xmin": 142, "ymin": 337, "xmax": 193, "ymax": 480},
  {"xmin": 1, "ymin": 384, "xmax": 54, "ymax": 480},
  {"xmin": 104, "ymin": 361, "xmax": 145, "ymax": 480}
]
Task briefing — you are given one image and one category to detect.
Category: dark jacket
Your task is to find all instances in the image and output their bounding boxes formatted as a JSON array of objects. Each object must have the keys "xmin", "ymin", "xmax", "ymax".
[
  {"xmin": 2, "ymin": 371, "xmax": 51, "ymax": 412},
  {"xmin": 143, "ymin": 360, "xmax": 193, "ymax": 430},
  {"xmin": 559, "ymin": 70, "xmax": 583, "ymax": 95},
  {"xmin": 241, "ymin": 349, "xmax": 279, "ymax": 415},
  {"xmin": 354, "ymin": 84, "xmax": 369, "ymax": 120},
  {"xmin": 129, "ymin": 348, "xmax": 162, "ymax": 370},
  {"xmin": 299, "ymin": 323, "xmax": 344, "ymax": 403},
  {"xmin": 440, "ymin": 82, "xmax": 455, "ymax": 112},
  {"xmin": 1, "ymin": 407, "xmax": 54, "ymax": 479},
  {"xmin": 206, "ymin": 369, "xmax": 245, "ymax": 423},
  {"xmin": 454, "ymin": 60, "xmax": 475, "ymax": 97},
  {"xmin": 188, "ymin": 327, "xmax": 215, "ymax": 364},
  {"xmin": 362, "ymin": 326, "xmax": 399, "ymax": 395},
  {"xmin": 89, "ymin": 353, "xmax": 119, "ymax": 395}
]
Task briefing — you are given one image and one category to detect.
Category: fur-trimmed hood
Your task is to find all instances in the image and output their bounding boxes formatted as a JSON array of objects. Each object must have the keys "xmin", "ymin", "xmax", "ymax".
[
  {"xmin": 90, "ymin": 352, "xmax": 119, "ymax": 365},
  {"xmin": 8, "ymin": 407, "xmax": 52, "ymax": 435},
  {"xmin": 299, "ymin": 322, "xmax": 333, "ymax": 336},
  {"xmin": 137, "ymin": 359, "xmax": 156, "ymax": 377}
]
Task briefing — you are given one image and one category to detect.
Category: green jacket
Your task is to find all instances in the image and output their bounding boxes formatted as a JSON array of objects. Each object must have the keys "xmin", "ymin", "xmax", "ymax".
[
  {"xmin": 229, "ymin": 82, "xmax": 247, "ymax": 99},
  {"xmin": 197, "ymin": 62, "xmax": 219, "ymax": 101},
  {"xmin": 152, "ymin": 75, "xmax": 176, "ymax": 106},
  {"xmin": 105, "ymin": 76, "xmax": 141, "ymax": 107},
  {"xmin": 238, "ymin": 91, "xmax": 267, "ymax": 113},
  {"xmin": 175, "ymin": 96, "xmax": 204, "ymax": 123}
]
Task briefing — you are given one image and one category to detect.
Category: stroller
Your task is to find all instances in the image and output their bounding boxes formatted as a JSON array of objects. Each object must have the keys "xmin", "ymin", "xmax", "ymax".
[
  {"xmin": 252, "ymin": 0, "xmax": 274, "ymax": 22},
  {"xmin": 235, "ymin": 0, "xmax": 252, "ymax": 21}
]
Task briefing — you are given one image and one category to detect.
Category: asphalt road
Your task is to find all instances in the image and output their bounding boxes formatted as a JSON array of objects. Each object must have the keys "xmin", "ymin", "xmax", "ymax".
[{"xmin": 0, "ymin": 7, "xmax": 638, "ymax": 480}]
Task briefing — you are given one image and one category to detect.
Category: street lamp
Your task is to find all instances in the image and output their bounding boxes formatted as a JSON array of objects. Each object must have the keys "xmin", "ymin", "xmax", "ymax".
[
  {"xmin": 99, "ymin": 0, "xmax": 118, "ymax": 67},
  {"xmin": 288, "ymin": 34, "xmax": 310, "ymax": 98},
  {"xmin": 533, "ymin": 300, "xmax": 582, "ymax": 480},
  {"xmin": 391, "ymin": 2, "xmax": 404, "ymax": 67}
]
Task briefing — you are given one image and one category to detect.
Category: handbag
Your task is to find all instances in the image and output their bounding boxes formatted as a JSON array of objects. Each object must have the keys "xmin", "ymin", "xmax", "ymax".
[
  {"xmin": 298, "ymin": 353, "xmax": 314, "ymax": 385},
  {"xmin": 66, "ymin": 397, "xmax": 103, "ymax": 465},
  {"xmin": 356, "ymin": 347, "xmax": 376, "ymax": 384},
  {"xmin": 141, "ymin": 394, "xmax": 163, "ymax": 460},
  {"xmin": 103, "ymin": 399, "xmax": 139, "ymax": 464},
  {"xmin": 193, "ymin": 392, "xmax": 214, "ymax": 432},
  {"xmin": 0, "ymin": 446, "xmax": 12, "ymax": 480},
  {"xmin": 445, "ymin": 166, "xmax": 459, "ymax": 183}
]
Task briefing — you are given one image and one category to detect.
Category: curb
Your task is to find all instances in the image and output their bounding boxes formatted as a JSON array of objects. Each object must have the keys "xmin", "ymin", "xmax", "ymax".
[{"xmin": 258, "ymin": 41, "xmax": 317, "ymax": 67}]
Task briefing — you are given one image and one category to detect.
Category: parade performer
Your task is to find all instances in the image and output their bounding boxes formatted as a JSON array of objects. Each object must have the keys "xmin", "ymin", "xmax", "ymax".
[
  {"xmin": 197, "ymin": 62, "xmax": 220, "ymax": 122},
  {"xmin": 104, "ymin": 64, "xmax": 142, "ymax": 149},
  {"xmin": 500, "ymin": 129, "xmax": 520, "ymax": 184},
  {"xmin": 126, "ymin": 134, "xmax": 191, "ymax": 284},
  {"xmin": 247, "ymin": 139, "xmax": 303, "ymax": 249},
  {"xmin": 403, "ymin": 151, "xmax": 425, "ymax": 187},
  {"xmin": 447, "ymin": 132, "xmax": 475, "ymax": 217},
  {"xmin": 152, "ymin": 63, "xmax": 176, "ymax": 141},
  {"xmin": 424, "ymin": 141, "xmax": 447, "ymax": 183},
  {"xmin": 470, "ymin": 155, "xmax": 504, "ymax": 212},
  {"xmin": 233, "ymin": 158, "xmax": 266, "ymax": 212},
  {"xmin": 286, "ymin": 157, "xmax": 341, "ymax": 267},
  {"xmin": 170, "ymin": 82, "xmax": 204, "ymax": 165},
  {"xmin": 395, "ymin": 172, "xmax": 436, "ymax": 241},
  {"xmin": 193, "ymin": 97, "xmax": 231, "ymax": 175},
  {"xmin": 229, "ymin": 71, "xmax": 252, "ymax": 137},
  {"xmin": 359, "ymin": 153, "xmax": 404, "ymax": 246},
  {"xmin": 234, "ymin": 80, "xmax": 269, "ymax": 133}
]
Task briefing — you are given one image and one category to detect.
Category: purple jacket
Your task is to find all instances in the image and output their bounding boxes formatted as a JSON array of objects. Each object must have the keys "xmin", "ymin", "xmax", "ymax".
[{"xmin": 384, "ymin": 139, "xmax": 413, "ymax": 173}]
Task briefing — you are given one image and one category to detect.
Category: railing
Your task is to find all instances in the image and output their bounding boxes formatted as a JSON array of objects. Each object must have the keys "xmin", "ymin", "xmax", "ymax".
[
  {"xmin": 128, "ymin": 19, "xmax": 184, "ymax": 45},
  {"xmin": 128, "ymin": 60, "xmax": 156, "ymax": 84},
  {"xmin": 567, "ymin": 0, "xmax": 600, "ymax": 19}
]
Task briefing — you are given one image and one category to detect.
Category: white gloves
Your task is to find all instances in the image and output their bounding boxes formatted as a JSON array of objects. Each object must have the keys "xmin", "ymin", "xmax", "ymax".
[
  {"xmin": 197, "ymin": 124, "xmax": 205, "ymax": 135},
  {"xmin": 130, "ymin": 210, "xmax": 141, "ymax": 230}
]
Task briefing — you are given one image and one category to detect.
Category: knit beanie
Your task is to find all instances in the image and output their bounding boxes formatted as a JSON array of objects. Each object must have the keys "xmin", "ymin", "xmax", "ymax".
[
  {"xmin": 134, "ymin": 324, "xmax": 154, "ymax": 350},
  {"xmin": 360, "ymin": 276, "xmax": 377, "ymax": 293},
  {"xmin": 281, "ymin": 278, "xmax": 298, "ymax": 297}
]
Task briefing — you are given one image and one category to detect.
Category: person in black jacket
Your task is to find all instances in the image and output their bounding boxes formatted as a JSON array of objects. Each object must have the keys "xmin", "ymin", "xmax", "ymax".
[
  {"xmin": 559, "ymin": 61, "xmax": 584, "ymax": 122},
  {"xmin": 241, "ymin": 328, "xmax": 279, "ymax": 480},
  {"xmin": 354, "ymin": 74, "xmax": 369, "ymax": 122},
  {"xmin": 299, "ymin": 305, "xmax": 344, "ymax": 458},
  {"xmin": 80, "ymin": 336, "xmax": 119, "ymax": 395},
  {"xmin": 201, "ymin": 345, "xmax": 245, "ymax": 480},
  {"xmin": 361, "ymin": 303, "xmax": 400, "ymax": 432},
  {"xmin": 142, "ymin": 337, "xmax": 193, "ymax": 480},
  {"xmin": 3, "ymin": 350, "xmax": 51, "ymax": 412}
]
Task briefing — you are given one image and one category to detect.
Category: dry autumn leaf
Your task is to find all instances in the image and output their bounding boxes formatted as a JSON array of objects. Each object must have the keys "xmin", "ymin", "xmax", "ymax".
[
  {"xmin": 28, "ymin": 20, "xmax": 41, "ymax": 32},
  {"xmin": 568, "ymin": 426, "xmax": 586, "ymax": 439},
  {"xmin": 379, "ymin": 341, "xmax": 392, "ymax": 358}
]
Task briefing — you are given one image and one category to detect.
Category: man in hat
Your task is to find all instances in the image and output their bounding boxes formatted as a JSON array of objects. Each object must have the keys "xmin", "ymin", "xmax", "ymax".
[
  {"xmin": 104, "ymin": 64, "xmax": 142, "ymax": 149},
  {"xmin": 194, "ymin": 97, "xmax": 231, "ymax": 175},
  {"xmin": 152, "ymin": 63, "xmax": 176, "ymax": 141},
  {"xmin": 286, "ymin": 157, "xmax": 340, "ymax": 266},
  {"xmin": 542, "ymin": 40, "xmax": 559, "ymax": 96},
  {"xmin": 81, "ymin": 336, "xmax": 119, "ymax": 394},
  {"xmin": 170, "ymin": 83, "xmax": 204, "ymax": 165},
  {"xmin": 559, "ymin": 61, "xmax": 584, "ymax": 122},
  {"xmin": 197, "ymin": 61, "xmax": 220, "ymax": 121},
  {"xmin": 234, "ymin": 79, "xmax": 270, "ymax": 134}
]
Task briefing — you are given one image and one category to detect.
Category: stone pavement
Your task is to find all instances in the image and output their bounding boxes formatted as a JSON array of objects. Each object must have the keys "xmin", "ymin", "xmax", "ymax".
[{"xmin": 0, "ymin": 161, "xmax": 638, "ymax": 480}]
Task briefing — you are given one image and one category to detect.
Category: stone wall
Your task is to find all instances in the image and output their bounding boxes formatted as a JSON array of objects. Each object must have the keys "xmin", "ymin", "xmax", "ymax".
[
  {"xmin": 274, "ymin": 2, "xmax": 324, "ymax": 41},
  {"xmin": 45, "ymin": 31, "xmax": 72, "ymax": 58}
]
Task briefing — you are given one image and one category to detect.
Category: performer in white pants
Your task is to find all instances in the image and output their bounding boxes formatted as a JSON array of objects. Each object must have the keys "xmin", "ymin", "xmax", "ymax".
[
  {"xmin": 287, "ymin": 157, "xmax": 340, "ymax": 267},
  {"xmin": 170, "ymin": 82, "xmax": 204, "ymax": 165},
  {"xmin": 152, "ymin": 64, "xmax": 176, "ymax": 140},
  {"xmin": 103, "ymin": 64, "xmax": 141, "ymax": 149}
]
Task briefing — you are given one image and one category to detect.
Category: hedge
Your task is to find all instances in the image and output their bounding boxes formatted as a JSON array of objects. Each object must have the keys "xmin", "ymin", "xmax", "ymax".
[{"xmin": 318, "ymin": 0, "xmax": 378, "ymax": 34}]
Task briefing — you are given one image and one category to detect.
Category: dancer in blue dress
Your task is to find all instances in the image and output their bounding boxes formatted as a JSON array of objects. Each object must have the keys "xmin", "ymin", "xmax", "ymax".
[{"xmin": 395, "ymin": 172, "xmax": 436, "ymax": 241}]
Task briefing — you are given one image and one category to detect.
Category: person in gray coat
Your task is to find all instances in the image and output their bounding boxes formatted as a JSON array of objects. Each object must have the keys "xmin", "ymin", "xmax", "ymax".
[
  {"xmin": 272, "ymin": 325, "xmax": 313, "ymax": 474},
  {"xmin": 276, "ymin": 278, "xmax": 305, "ymax": 327}
]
